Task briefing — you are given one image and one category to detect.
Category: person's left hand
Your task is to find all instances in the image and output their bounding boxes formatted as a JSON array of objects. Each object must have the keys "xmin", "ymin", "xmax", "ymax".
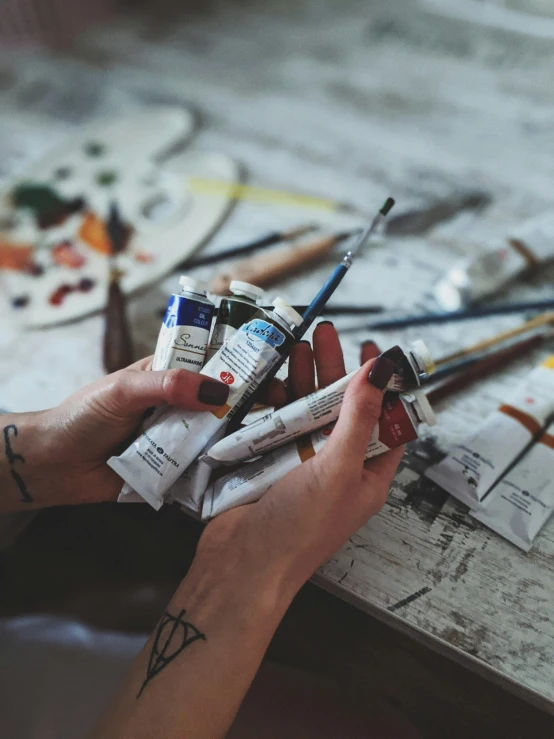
[{"xmin": 0, "ymin": 342, "xmax": 335, "ymax": 512}]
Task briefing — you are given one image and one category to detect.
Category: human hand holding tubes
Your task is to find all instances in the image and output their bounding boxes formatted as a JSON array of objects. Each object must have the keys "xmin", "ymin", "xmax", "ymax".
[{"xmin": 194, "ymin": 324, "xmax": 404, "ymax": 601}]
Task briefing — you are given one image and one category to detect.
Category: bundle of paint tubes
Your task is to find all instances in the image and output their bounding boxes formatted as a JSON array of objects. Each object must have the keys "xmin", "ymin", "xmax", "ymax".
[
  {"xmin": 108, "ymin": 275, "xmax": 437, "ymax": 518},
  {"xmin": 426, "ymin": 357, "xmax": 554, "ymax": 552}
]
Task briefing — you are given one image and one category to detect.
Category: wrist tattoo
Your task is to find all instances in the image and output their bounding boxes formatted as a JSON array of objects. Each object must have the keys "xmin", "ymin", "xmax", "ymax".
[
  {"xmin": 3, "ymin": 425, "xmax": 33, "ymax": 503},
  {"xmin": 137, "ymin": 608, "xmax": 206, "ymax": 698}
]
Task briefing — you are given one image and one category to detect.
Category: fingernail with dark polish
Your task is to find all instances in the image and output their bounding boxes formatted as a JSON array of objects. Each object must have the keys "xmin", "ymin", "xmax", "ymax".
[
  {"xmin": 361, "ymin": 340, "xmax": 378, "ymax": 348},
  {"xmin": 317, "ymin": 320, "xmax": 334, "ymax": 327},
  {"xmin": 297, "ymin": 340, "xmax": 311, "ymax": 346},
  {"xmin": 368, "ymin": 357, "xmax": 395, "ymax": 390},
  {"xmin": 198, "ymin": 379, "xmax": 230, "ymax": 406}
]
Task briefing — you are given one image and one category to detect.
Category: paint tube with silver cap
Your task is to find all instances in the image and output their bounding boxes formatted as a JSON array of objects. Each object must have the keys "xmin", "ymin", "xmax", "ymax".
[
  {"xmin": 153, "ymin": 275, "xmax": 215, "ymax": 371},
  {"xmin": 434, "ymin": 212, "xmax": 554, "ymax": 310},
  {"xmin": 204, "ymin": 341, "xmax": 434, "ymax": 466},
  {"xmin": 108, "ymin": 298, "xmax": 302, "ymax": 509},
  {"xmin": 425, "ymin": 356, "xmax": 554, "ymax": 509},
  {"xmin": 205, "ymin": 280, "xmax": 264, "ymax": 361},
  {"xmin": 202, "ymin": 389, "xmax": 436, "ymax": 519},
  {"xmin": 470, "ymin": 421, "xmax": 554, "ymax": 551}
]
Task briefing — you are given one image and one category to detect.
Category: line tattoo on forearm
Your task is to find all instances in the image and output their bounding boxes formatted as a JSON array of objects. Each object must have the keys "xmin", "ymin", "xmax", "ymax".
[
  {"xmin": 3, "ymin": 424, "xmax": 33, "ymax": 503},
  {"xmin": 137, "ymin": 608, "xmax": 206, "ymax": 698}
]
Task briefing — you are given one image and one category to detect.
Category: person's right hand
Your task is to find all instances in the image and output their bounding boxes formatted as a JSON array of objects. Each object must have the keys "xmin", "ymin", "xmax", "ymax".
[{"xmin": 195, "ymin": 323, "xmax": 404, "ymax": 603}]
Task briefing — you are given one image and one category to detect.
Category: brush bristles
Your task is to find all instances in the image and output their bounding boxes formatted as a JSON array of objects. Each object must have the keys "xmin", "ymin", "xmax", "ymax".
[{"xmin": 380, "ymin": 197, "xmax": 395, "ymax": 216}]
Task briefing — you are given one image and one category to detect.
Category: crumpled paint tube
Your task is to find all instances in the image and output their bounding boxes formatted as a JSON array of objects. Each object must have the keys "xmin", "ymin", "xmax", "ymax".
[
  {"xmin": 204, "ymin": 340, "xmax": 434, "ymax": 467},
  {"xmin": 425, "ymin": 356, "xmax": 554, "ymax": 509},
  {"xmin": 202, "ymin": 390, "xmax": 435, "ymax": 519},
  {"xmin": 471, "ymin": 422, "xmax": 554, "ymax": 552}
]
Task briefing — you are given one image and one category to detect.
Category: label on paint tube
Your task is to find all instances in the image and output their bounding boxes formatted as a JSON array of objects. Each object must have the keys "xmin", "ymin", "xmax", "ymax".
[
  {"xmin": 471, "ymin": 422, "xmax": 554, "ymax": 552},
  {"xmin": 167, "ymin": 425, "xmax": 228, "ymax": 513},
  {"xmin": 425, "ymin": 357, "xmax": 554, "ymax": 509},
  {"xmin": 153, "ymin": 292, "xmax": 214, "ymax": 372},
  {"xmin": 108, "ymin": 312, "xmax": 293, "ymax": 509},
  {"xmin": 202, "ymin": 391, "xmax": 430, "ymax": 519},
  {"xmin": 205, "ymin": 341, "xmax": 433, "ymax": 466}
]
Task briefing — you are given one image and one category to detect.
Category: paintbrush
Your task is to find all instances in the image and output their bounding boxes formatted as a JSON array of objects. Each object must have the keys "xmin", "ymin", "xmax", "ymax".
[
  {"xmin": 227, "ymin": 198, "xmax": 395, "ymax": 430},
  {"xmin": 103, "ymin": 201, "xmax": 134, "ymax": 374},
  {"xmin": 435, "ymin": 312, "xmax": 554, "ymax": 367},
  {"xmin": 426, "ymin": 332, "xmax": 552, "ymax": 404},
  {"xmin": 209, "ymin": 229, "xmax": 359, "ymax": 294},
  {"xmin": 184, "ymin": 223, "xmax": 318, "ymax": 268},
  {"xmin": 342, "ymin": 297, "xmax": 554, "ymax": 332},
  {"xmin": 295, "ymin": 197, "xmax": 395, "ymax": 338}
]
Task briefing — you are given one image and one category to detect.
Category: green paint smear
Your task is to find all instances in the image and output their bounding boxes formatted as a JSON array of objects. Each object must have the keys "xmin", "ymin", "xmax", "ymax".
[
  {"xmin": 96, "ymin": 170, "xmax": 117, "ymax": 187},
  {"xmin": 84, "ymin": 141, "xmax": 105, "ymax": 157}
]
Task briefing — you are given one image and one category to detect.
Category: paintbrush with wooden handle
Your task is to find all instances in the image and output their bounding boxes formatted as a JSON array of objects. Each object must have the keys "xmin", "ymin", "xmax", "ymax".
[
  {"xmin": 209, "ymin": 229, "xmax": 358, "ymax": 294},
  {"xmin": 103, "ymin": 201, "xmax": 134, "ymax": 374}
]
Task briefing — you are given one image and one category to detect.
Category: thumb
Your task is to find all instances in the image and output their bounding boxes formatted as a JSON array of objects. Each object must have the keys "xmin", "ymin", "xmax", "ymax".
[
  {"xmin": 104, "ymin": 367, "xmax": 230, "ymax": 415},
  {"xmin": 324, "ymin": 356, "xmax": 395, "ymax": 465}
]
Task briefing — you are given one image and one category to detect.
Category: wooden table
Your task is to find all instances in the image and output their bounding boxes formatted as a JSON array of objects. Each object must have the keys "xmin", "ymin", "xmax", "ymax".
[{"xmin": 1, "ymin": 0, "xmax": 553, "ymax": 717}]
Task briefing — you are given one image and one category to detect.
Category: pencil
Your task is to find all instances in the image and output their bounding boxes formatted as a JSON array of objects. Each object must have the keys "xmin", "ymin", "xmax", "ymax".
[
  {"xmin": 184, "ymin": 223, "xmax": 318, "ymax": 268},
  {"xmin": 348, "ymin": 297, "xmax": 554, "ymax": 332},
  {"xmin": 426, "ymin": 333, "xmax": 551, "ymax": 405},
  {"xmin": 435, "ymin": 312, "xmax": 554, "ymax": 366}
]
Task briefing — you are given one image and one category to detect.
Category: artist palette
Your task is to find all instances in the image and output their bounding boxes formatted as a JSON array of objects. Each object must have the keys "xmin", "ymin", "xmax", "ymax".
[{"xmin": 0, "ymin": 107, "xmax": 239, "ymax": 328}]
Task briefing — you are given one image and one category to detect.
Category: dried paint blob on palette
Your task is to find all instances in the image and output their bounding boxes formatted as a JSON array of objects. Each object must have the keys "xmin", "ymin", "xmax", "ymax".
[{"xmin": 0, "ymin": 108, "xmax": 239, "ymax": 327}]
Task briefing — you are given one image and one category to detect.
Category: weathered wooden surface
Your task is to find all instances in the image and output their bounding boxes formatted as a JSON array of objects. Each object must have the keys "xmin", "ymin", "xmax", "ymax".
[{"xmin": 1, "ymin": 0, "xmax": 554, "ymax": 712}]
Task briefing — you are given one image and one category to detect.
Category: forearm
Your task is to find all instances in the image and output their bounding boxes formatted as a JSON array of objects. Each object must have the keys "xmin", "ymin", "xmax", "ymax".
[{"xmin": 90, "ymin": 544, "xmax": 296, "ymax": 739}]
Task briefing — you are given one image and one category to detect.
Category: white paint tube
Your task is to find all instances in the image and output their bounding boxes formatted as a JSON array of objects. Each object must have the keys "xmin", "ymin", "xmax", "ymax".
[
  {"xmin": 202, "ymin": 389, "xmax": 436, "ymax": 519},
  {"xmin": 425, "ymin": 356, "xmax": 554, "ymax": 509},
  {"xmin": 108, "ymin": 299, "xmax": 301, "ymax": 509},
  {"xmin": 166, "ymin": 426, "xmax": 227, "ymax": 514},
  {"xmin": 471, "ymin": 422, "xmax": 554, "ymax": 552},
  {"xmin": 434, "ymin": 212, "xmax": 554, "ymax": 310},
  {"xmin": 204, "ymin": 340, "xmax": 434, "ymax": 467},
  {"xmin": 152, "ymin": 276, "xmax": 215, "ymax": 372}
]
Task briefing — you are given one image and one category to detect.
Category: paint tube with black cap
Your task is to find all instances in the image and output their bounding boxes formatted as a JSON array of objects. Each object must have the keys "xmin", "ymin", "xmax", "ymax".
[
  {"xmin": 108, "ymin": 299, "xmax": 301, "ymax": 509},
  {"xmin": 425, "ymin": 357, "xmax": 554, "ymax": 509},
  {"xmin": 202, "ymin": 390, "xmax": 435, "ymax": 519},
  {"xmin": 204, "ymin": 341, "xmax": 434, "ymax": 467},
  {"xmin": 471, "ymin": 422, "xmax": 554, "ymax": 551}
]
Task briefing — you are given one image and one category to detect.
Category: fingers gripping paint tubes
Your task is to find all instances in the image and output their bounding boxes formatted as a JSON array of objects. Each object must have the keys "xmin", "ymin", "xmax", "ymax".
[
  {"xmin": 202, "ymin": 390, "xmax": 436, "ymax": 519},
  {"xmin": 425, "ymin": 356, "xmax": 554, "ymax": 509},
  {"xmin": 471, "ymin": 422, "xmax": 554, "ymax": 552},
  {"xmin": 205, "ymin": 341, "xmax": 433, "ymax": 466},
  {"xmin": 108, "ymin": 299, "xmax": 302, "ymax": 509}
]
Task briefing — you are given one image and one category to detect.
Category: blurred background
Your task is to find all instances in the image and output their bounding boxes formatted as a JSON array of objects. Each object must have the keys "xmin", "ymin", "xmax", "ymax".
[{"xmin": 2, "ymin": 2, "xmax": 554, "ymax": 737}]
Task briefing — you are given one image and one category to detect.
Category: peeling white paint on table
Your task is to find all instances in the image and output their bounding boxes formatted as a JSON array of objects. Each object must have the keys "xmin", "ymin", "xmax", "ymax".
[{"xmin": 1, "ymin": 0, "xmax": 553, "ymax": 712}]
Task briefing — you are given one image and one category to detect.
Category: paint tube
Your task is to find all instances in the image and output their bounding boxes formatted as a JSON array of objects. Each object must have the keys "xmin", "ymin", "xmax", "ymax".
[
  {"xmin": 108, "ymin": 298, "xmax": 302, "ymax": 509},
  {"xmin": 205, "ymin": 280, "xmax": 264, "ymax": 361},
  {"xmin": 152, "ymin": 276, "xmax": 215, "ymax": 372},
  {"xmin": 470, "ymin": 422, "xmax": 554, "ymax": 551},
  {"xmin": 166, "ymin": 426, "xmax": 227, "ymax": 513},
  {"xmin": 425, "ymin": 356, "xmax": 554, "ymax": 509},
  {"xmin": 434, "ymin": 212, "xmax": 554, "ymax": 310},
  {"xmin": 204, "ymin": 341, "xmax": 434, "ymax": 466},
  {"xmin": 202, "ymin": 389, "xmax": 436, "ymax": 519}
]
